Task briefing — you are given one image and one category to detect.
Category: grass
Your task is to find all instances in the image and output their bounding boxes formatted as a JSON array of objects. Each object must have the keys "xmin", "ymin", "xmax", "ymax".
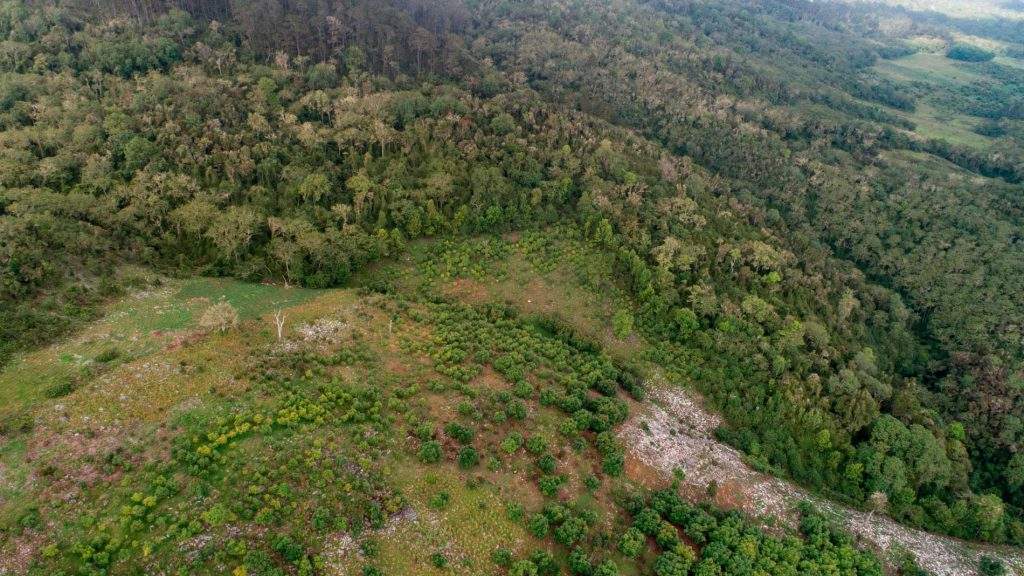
[
  {"xmin": 870, "ymin": 52, "xmax": 998, "ymax": 148},
  {"xmin": 334, "ymin": 462, "xmax": 531, "ymax": 576},
  {"xmin": 358, "ymin": 228, "xmax": 641, "ymax": 360},
  {"xmin": 898, "ymin": 102, "xmax": 993, "ymax": 148},
  {"xmin": 874, "ymin": 52, "xmax": 988, "ymax": 86},
  {"xmin": 0, "ymin": 277, "xmax": 320, "ymax": 424}
]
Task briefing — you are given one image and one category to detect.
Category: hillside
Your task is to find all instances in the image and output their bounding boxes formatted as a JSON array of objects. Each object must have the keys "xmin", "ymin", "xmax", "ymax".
[
  {"xmin": 0, "ymin": 232, "xmax": 1016, "ymax": 575},
  {"xmin": 1, "ymin": 0, "xmax": 1024, "ymax": 574}
]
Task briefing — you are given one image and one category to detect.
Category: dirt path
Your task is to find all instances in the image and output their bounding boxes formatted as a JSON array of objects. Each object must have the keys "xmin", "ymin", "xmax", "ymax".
[{"xmin": 618, "ymin": 383, "xmax": 1024, "ymax": 576}]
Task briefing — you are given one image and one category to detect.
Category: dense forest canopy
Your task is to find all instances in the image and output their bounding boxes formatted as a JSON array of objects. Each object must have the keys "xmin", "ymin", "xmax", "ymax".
[{"xmin": 2, "ymin": 0, "xmax": 1024, "ymax": 565}]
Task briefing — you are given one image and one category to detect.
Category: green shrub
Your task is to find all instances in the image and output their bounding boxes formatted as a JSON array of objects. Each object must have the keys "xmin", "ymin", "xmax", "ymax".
[
  {"xmin": 419, "ymin": 441, "xmax": 443, "ymax": 464},
  {"xmin": 947, "ymin": 43, "xmax": 994, "ymax": 62},
  {"xmin": 526, "ymin": 436, "xmax": 548, "ymax": 455},
  {"xmin": 536, "ymin": 454, "xmax": 557, "ymax": 474},
  {"xmin": 619, "ymin": 526, "xmax": 645, "ymax": 558},
  {"xmin": 444, "ymin": 422, "xmax": 474, "ymax": 444},
  {"xmin": 492, "ymin": 547, "xmax": 514, "ymax": 567},
  {"xmin": 457, "ymin": 446, "xmax": 479, "ymax": 469},
  {"xmin": 980, "ymin": 555, "xmax": 1007, "ymax": 576},
  {"xmin": 527, "ymin": 513, "xmax": 549, "ymax": 538}
]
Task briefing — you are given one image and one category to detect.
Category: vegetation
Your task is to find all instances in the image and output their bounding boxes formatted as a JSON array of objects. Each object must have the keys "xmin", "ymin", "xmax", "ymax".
[
  {"xmin": 947, "ymin": 44, "xmax": 996, "ymax": 63},
  {"xmin": 1, "ymin": 0, "xmax": 1024, "ymax": 573}
]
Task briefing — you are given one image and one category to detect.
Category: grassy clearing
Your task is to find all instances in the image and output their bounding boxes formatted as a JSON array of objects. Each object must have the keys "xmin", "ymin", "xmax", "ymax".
[
  {"xmin": 875, "ymin": 52, "xmax": 987, "ymax": 86},
  {"xmin": 0, "ymin": 277, "xmax": 319, "ymax": 424},
  {"xmin": 870, "ymin": 52, "xmax": 997, "ymax": 148},
  {"xmin": 326, "ymin": 462, "xmax": 530, "ymax": 576},
  {"xmin": 359, "ymin": 228, "xmax": 641, "ymax": 360},
  {"xmin": 898, "ymin": 102, "xmax": 993, "ymax": 148}
]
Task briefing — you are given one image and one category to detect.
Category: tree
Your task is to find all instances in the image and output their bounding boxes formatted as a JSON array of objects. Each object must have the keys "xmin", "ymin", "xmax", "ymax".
[
  {"xmin": 653, "ymin": 550, "xmax": 693, "ymax": 576},
  {"xmin": 298, "ymin": 172, "xmax": 331, "ymax": 203},
  {"xmin": 272, "ymin": 308, "xmax": 287, "ymax": 340},
  {"xmin": 207, "ymin": 206, "xmax": 260, "ymax": 262},
  {"xmin": 866, "ymin": 491, "xmax": 888, "ymax": 521}
]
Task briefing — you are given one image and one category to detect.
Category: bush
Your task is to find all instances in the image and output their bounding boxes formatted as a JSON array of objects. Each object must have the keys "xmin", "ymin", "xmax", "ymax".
[
  {"xmin": 510, "ymin": 560, "xmax": 538, "ymax": 576},
  {"xmin": 199, "ymin": 302, "xmax": 239, "ymax": 333},
  {"xmin": 444, "ymin": 422, "xmax": 474, "ymax": 444},
  {"xmin": 619, "ymin": 526, "xmax": 645, "ymax": 558},
  {"xmin": 536, "ymin": 454, "xmax": 557, "ymax": 474},
  {"xmin": 457, "ymin": 446, "xmax": 479, "ymax": 469},
  {"xmin": 554, "ymin": 516, "xmax": 588, "ymax": 546},
  {"xmin": 947, "ymin": 43, "xmax": 994, "ymax": 62},
  {"xmin": 528, "ymin": 513, "xmax": 550, "ymax": 538},
  {"xmin": 980, "ymin": 555, "xmax": 1007, "ymax": 576},
  {"xmin": 419, "ymin": 441, "xmax": 442, "ymax": 464},
  {"xmin": 653, "ymin": 550, "xmax": 693, "ymax": 576}
]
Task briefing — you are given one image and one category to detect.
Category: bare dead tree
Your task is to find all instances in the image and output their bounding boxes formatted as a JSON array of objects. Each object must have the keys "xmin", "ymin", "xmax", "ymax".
[{"xmin": 273, "ymin": 307, "xmax": 286, "ymax": 340}]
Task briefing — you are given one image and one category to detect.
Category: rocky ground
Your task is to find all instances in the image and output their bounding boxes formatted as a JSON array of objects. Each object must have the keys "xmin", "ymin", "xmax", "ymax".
[{"xmin": 619, "ymin": 379, "xmax": 1024, "ymax": 576}]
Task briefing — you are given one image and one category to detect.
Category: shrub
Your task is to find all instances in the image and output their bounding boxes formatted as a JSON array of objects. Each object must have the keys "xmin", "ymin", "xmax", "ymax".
[
  {"xmin": 457, "ymin": 446, "xmax": 479, "ymax": 469},
  {"xmin": 619, "ymin": 526, "xmax": 645, "ymax": 558},
  {"xmin": 444, "ymin": 422, "xmax": 474, "ymax": 444},
  {"xmin": 947, "ymin": 43, "xmax": 994, "ymax": 62},
  {"xmin": 429, "ymin": 491, "xmax": 451, "ymax": 510},
  {"xmin": 527, "ymin": 513, "xmax": 550, "ymax": 538},
  {"xmin": 980, "ymin": 555, "xmax": 1007, "ymax": 576},
  {"xmin": 492, "ymin": 548, "xmax": 514, "ymax": 567},
  {"xmin": 635, "ymin": 508, "xmax": 662, "ymax": 536},
  {"xmin": 655, "ymin": 520, "xmax": 680, "ymax": 549},
  {"xmin": 312, "ymin": 506, "xmax": 333, "ymax": 532},
  {"xmin": 602, "ymin": 451, "xmax": 624, "ymax": 477},
  {"xmin": 554, "ymin": 516, "xmax": 588, "ymax": 546},
  {"xmin": 612, "ymin": 309, "xmax": 634, "ymax": 338},
  {"xmin": 538, "ymin": 474, "xmax": 565, "ymax": 497},
  {"xmin": 510, "ymin": 560, "xmax": 538, "ymax": 576},
  {"xmin": 653, "ymin": 550, "xmax": 693, "ymax": 576},
  {"xmin": 95, "ymin": 346, "xmax": 121, "ymax": 363},
  {"xmin": 419, "ymin": 441, "xmax": 442, "ymax": 464},
  {"xmin": 593, "ymin": 559, "xmax": 620, "ymax": 576},
  {"xmin": 202, "ymin": 503, "xmax": 232, "ymax": 527},
  {"xmin": 506, "ymin": 501, "xmax": 525, "ymax": 521},
  {"xmin": 506, "ymin": 399, "xmax": 527, "ymax": 420},
  {"xmin": 526, "ymin": 436, "xmax": 548, "ymax": 455},
  {"xmin": 536, "ymin": 454, "xmax": 557, "ymax": 474},
  {"xmin": 501, "ymin": 432, "xmax": 524, "ymax": 454},
  {"xmin": 44, "ymin": 377, "xmax": 77, "ymax": 398},
  {"xmin": 199, "ymin": 301, "xmax": 239, "ymax": 333}
]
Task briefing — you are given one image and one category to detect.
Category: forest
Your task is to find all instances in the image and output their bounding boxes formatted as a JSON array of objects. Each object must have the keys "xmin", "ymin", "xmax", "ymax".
[{"xmin": 1, "ymin": 0, "xmax": 1023, "ymax": 574}]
